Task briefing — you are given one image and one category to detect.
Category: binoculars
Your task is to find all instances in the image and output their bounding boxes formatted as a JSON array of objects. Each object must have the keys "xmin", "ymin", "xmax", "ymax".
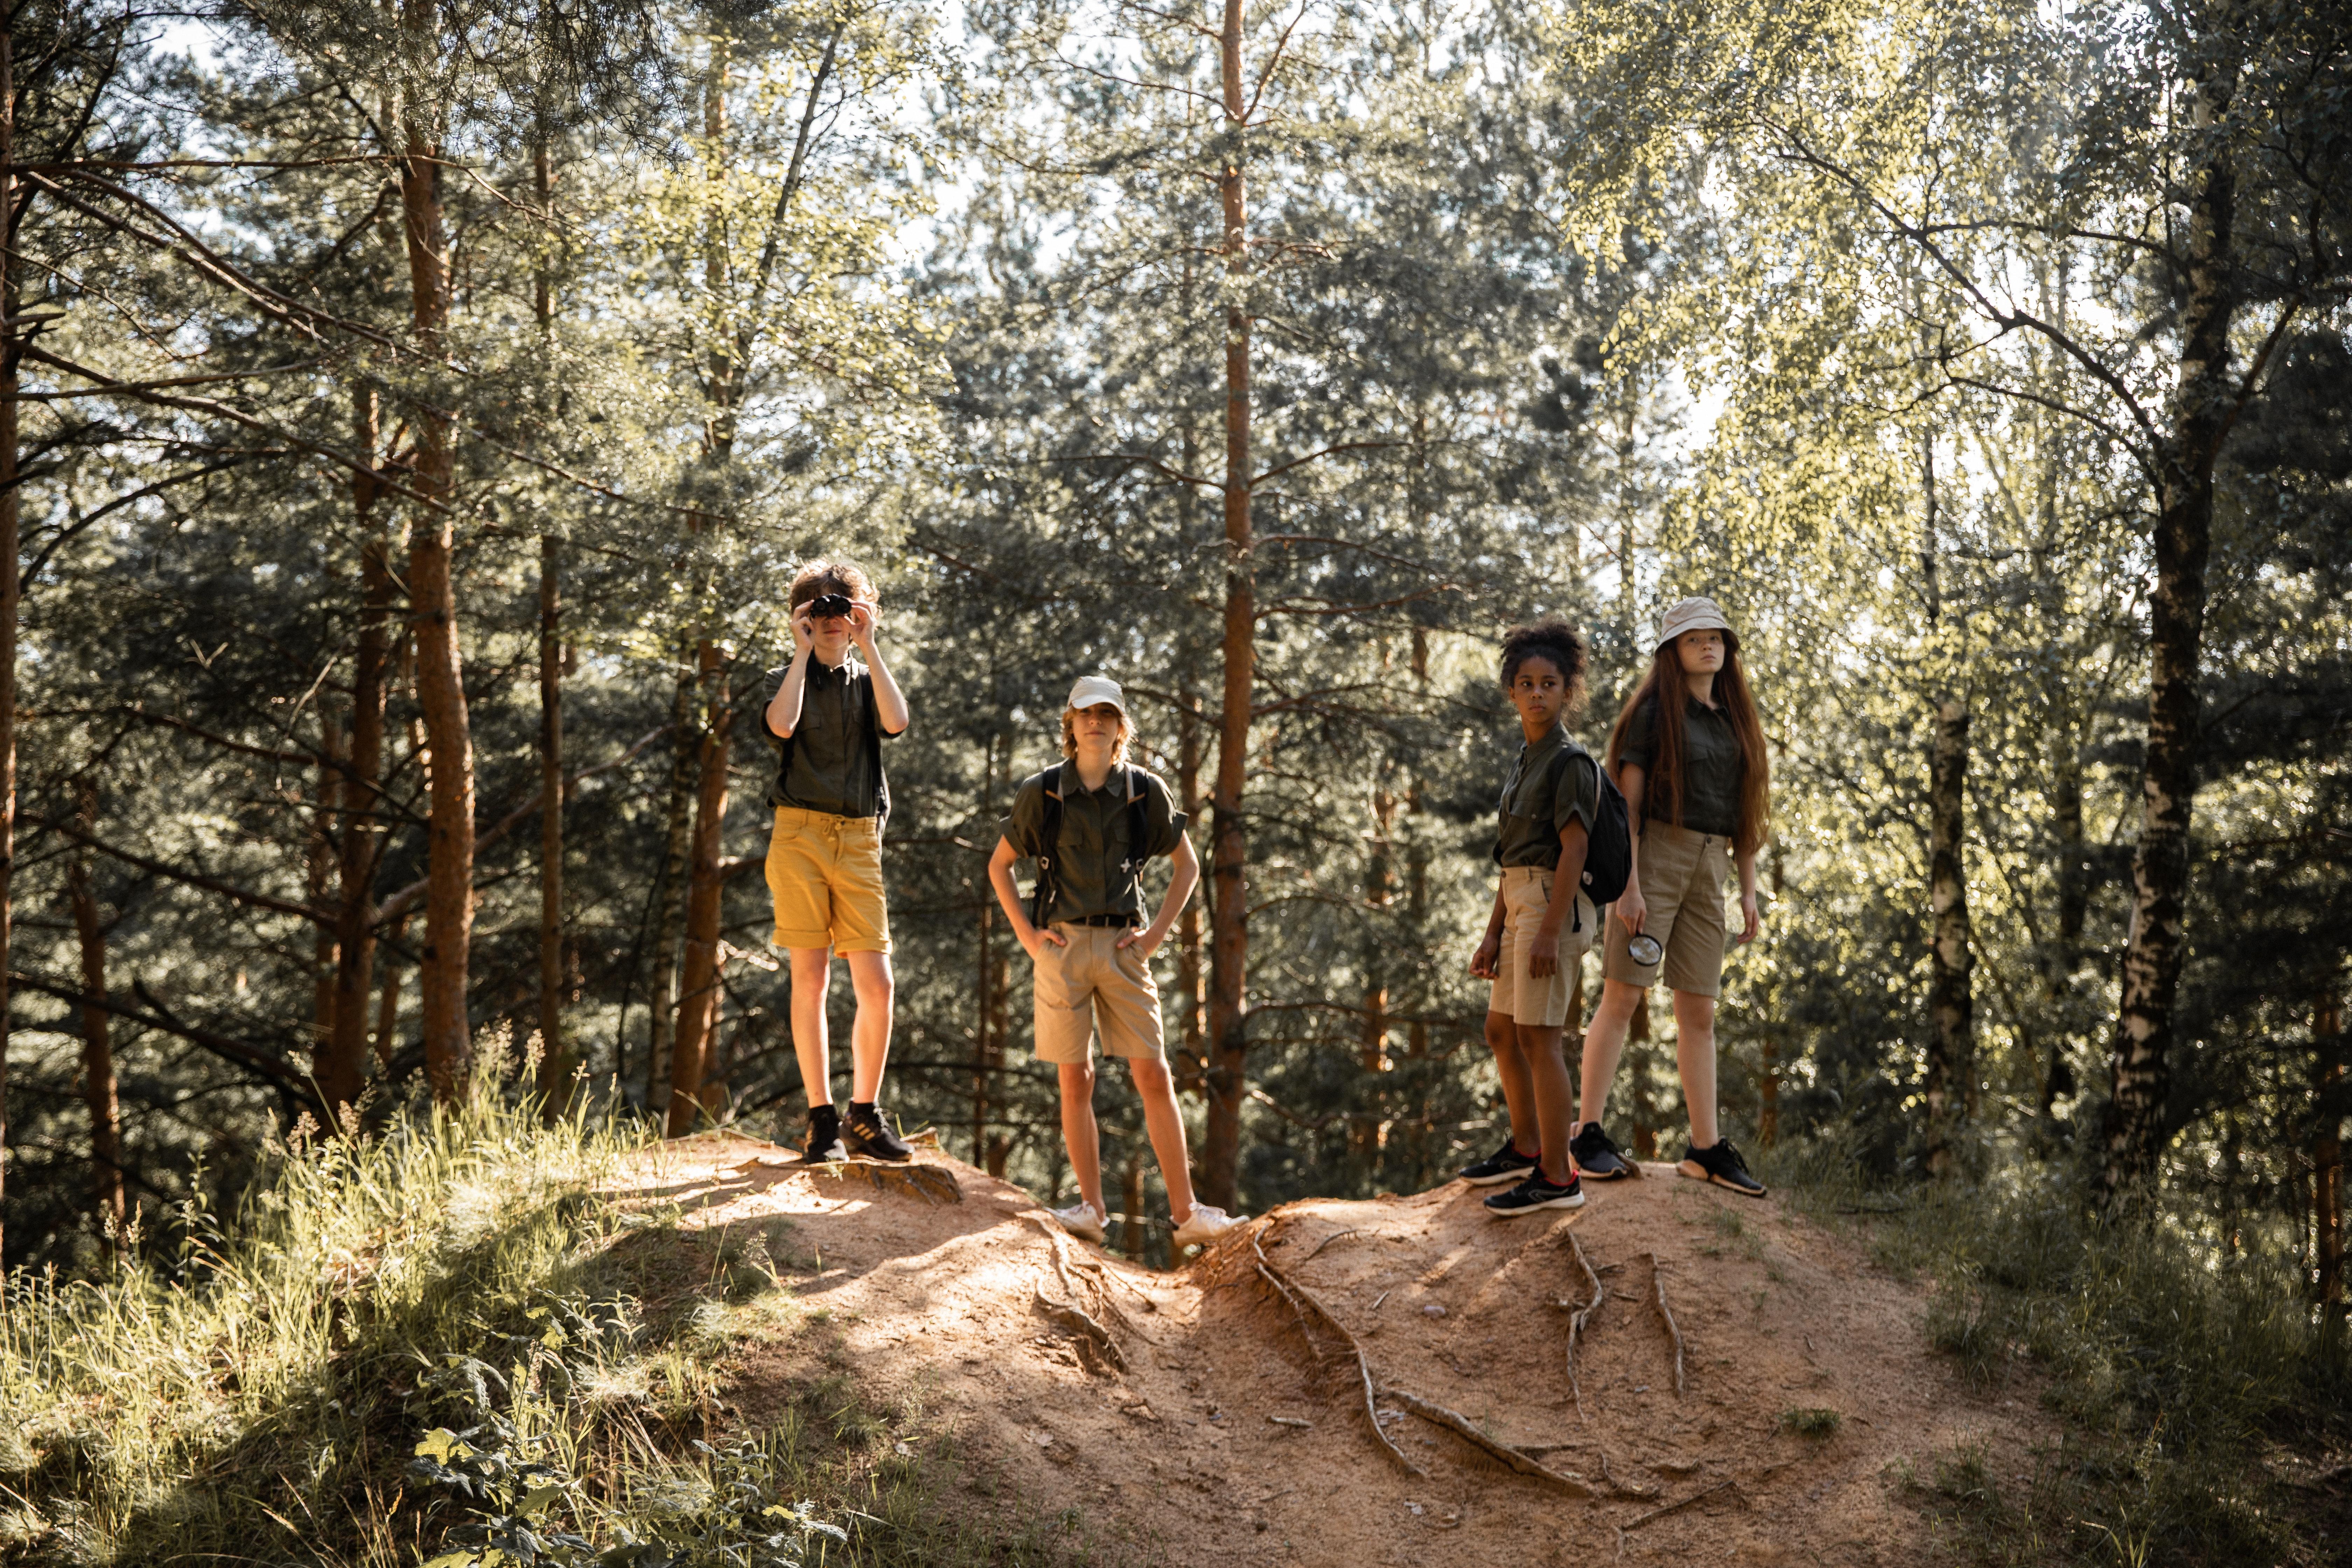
[{"xmin": 805, "ymin": 592, "xmax": 855, "ymax": 619}]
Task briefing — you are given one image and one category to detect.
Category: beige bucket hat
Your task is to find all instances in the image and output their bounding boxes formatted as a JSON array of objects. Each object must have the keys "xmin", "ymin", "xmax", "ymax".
[{"xmin": 1653, "ymin": 596, "xmax": 1735, "ymax": 652}]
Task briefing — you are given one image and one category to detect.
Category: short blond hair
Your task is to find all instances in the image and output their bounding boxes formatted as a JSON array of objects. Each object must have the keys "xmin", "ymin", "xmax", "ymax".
[{"xmin": 1061, "ymin": 704, "xmax": 1133, "ymax": 765}]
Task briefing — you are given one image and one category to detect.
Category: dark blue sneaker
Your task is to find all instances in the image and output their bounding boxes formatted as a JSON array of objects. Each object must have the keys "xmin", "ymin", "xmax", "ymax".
[
  {"xmin": 1484, "ymin": 1172, "xmax": 1585, "ymax": 1217},
  {"xmin": 1678, "ymin": 1138, "xmax": 1766, "ymax": 1197},
  {"xmin": 1569, "ymin": 1122, "xmax": 1636, "ymax": 1180},
  {"xmin": 1458, "ymin": 1138, "xmax": 1541, "ymax": 1186}
]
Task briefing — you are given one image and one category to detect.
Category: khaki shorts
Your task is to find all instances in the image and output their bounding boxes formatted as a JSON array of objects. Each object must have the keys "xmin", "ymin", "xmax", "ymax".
[
  {"xmin": 766, "ymin": 806, "xmax": 891, "ymax": 953},
  {"xmin": 1033, "ymin": 924, "xmax": 1164, "ymax": 1065},
  {"xmin": 1601, "ymin": 823, "xmax": 1730, "ymax": 997},
  {"xmin": 1487, "ymin": 866, "xmax": 1595, "ymax": 1029}
]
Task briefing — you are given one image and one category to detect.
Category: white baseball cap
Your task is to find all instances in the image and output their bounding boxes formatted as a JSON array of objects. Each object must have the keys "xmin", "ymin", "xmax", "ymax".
[{"xmin": 1065, "ymin": 674, "xmax": 1128, "ymax": 714}]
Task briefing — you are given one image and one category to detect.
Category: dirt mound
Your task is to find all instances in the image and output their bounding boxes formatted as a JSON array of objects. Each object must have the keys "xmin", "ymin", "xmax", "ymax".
[{"xmin": 627, "ymin": 1134, "xmax": 2046, "ymax": 1566}]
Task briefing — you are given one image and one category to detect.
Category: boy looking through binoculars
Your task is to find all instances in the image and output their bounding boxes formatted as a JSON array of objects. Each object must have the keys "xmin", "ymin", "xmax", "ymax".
[{"xmin": 763, "ymin": 560, "xmax": 913, "ymax": 1163}]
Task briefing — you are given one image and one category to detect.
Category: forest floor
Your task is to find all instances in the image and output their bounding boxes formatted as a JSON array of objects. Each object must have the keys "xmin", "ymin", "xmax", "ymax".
[{"xmin": 623, "ymin": 1132, "xmax": 2054, "ymax": 1567}]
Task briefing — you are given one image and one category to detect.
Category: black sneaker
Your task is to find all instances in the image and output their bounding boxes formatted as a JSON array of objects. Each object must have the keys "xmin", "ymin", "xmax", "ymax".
[
  {"xmin": 802, "ymin": 1104, "xmax": 847, "ymax": 1163},
  {"xmin": 842, "ymin": 1102, "xmax": 913, "ymax": 1163},
  {"xmin": 1484, "ymin": 1172, "xmax": 1585, "ymax": 1216},
  {"xmin": 1569, "ymin": 1122, "xmax": 1637, "ymax": 1181},
  {"xmin": 1458, "ymin": 1138, "xmax": 1541, "ymax": 1187},
  {"xmin": 1678, "ymin": 1138, "xmax": 1766, "ymax": 1197}
]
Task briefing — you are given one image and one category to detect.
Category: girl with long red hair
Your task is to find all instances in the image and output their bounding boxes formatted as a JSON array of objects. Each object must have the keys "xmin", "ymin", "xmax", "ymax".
[{"xmin": 1570, "ymin": 597, "xmax": 1772, "ymax": 1196}]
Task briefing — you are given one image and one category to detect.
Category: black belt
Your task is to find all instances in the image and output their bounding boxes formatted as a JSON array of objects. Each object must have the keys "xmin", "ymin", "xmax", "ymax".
[{"xmin": 1062, "ymin": 913, "xmax": 1141, "ymax": 929}]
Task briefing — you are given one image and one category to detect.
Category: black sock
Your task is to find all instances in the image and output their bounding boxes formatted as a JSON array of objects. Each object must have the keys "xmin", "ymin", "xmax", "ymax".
[
  {"xmin": 849, "ymin": 1099, "xmax": 875, "ymax": 1117},
  {"xmin": 811, "ymin": 1101, "xmax": 837, "ymax": 1121}
]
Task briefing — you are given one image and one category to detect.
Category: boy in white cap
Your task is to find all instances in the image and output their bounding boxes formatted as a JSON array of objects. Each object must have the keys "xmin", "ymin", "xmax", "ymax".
[{"xmin": 986, "ymin": 676, "xmax": 1240, "ymax": 1251}]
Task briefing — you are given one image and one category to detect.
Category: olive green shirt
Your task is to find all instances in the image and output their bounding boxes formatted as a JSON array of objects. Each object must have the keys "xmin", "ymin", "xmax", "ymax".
[
  {"xmin": 1618, "ymin": 692, "xmax": 1743, "ymax": 839},
  {"xmin": 1001, "ymin": 762, "xmax": 1189, "ymax": 925},
  {"xmin": 1493, "ymin": 724, "xmax": 1602, "ymax": 869},
  {"xmin": 763, "ymin": 654, "xmax": 902, "ymax": 819}
]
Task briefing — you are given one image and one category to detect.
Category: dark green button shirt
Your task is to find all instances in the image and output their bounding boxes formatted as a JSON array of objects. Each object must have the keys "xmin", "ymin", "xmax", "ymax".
[
  {"xmin": 1002, "ymin": 762, "xmax": 1189, "ymax": 925},
  {"xmin": 1493, "ymin": 724, "xmax": 1601, "ymax": 869},
  {"xmin": 763, "ymin": 654, "xmax": 899, "ymax": 819},
  {"xmin": 1618, "ymin": 693, "xmax": 1743, "ymax": 839}
]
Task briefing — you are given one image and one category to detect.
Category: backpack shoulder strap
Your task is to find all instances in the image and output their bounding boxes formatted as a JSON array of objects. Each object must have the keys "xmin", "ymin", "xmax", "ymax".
[
  {"xmin": 1030, "ymin": 761, "xmax": 1068, "ymax": 927},
  {"xmin": 1119, "ymin": 765, "xmax": 1151, "ymax": 875}
]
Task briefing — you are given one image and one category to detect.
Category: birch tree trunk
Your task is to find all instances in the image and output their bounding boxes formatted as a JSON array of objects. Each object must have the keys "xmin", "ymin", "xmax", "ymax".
[
  {"xmin": 1198, "ymin": 0, "xmax": 1255, "ymax": 1213},
  {"xmin": 2102, "ymin": 126, "xmax": 2237, "ymax": 1201}
]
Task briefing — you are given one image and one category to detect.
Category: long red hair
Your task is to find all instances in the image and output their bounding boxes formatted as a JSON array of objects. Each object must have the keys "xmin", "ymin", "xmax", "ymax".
[{"xmin": 1604, "ymin": 633, "xmax": 1771, "ymax": 855}]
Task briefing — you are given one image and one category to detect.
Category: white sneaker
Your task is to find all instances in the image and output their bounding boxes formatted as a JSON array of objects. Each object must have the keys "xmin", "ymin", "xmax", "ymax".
[
  {"xmin": 1171, "ymin": 1204, "xmax": 1239, "ymax": 1250},
  {"xmin": 1051, "ymin": 1200, "xmax": 1106, "ymax": 1244}
]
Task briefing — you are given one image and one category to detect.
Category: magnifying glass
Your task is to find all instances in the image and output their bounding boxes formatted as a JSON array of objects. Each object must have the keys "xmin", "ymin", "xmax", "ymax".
[{"xmin": 1626, "ymin": 933, "xmax": 1663, "ymax": 968}]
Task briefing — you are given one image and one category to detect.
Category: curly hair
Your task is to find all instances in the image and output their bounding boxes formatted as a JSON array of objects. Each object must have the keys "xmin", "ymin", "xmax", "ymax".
[
  {"xmin": 788, "ymin": 558, "xmax": 877, "ymax": 609},
  {"xmin": 1499, "ymin": 617, "xmax": 1589, "ymax": 708}
]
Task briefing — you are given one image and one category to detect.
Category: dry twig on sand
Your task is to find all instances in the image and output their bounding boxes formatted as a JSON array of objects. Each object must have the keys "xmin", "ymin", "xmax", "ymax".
[
  {"xmin": 1624, "ymin": 1476, "xmax": 1736, "ymax": 1530},
  {"xmin": 1562, "ymin": 1229, "xmax": 1605, "ymax": 1418},
  {"xmin": 1303, "ymin": 1226, "xmax": 1360, "ymax": 1260},
  {"xmin": 1386, "ymin": 1390, "xmax": 1595, "ymax": 1497},
  {"xmin": 1649, "ymin": 1252, "xmax": 1686, "ymax": 1394},
  {"xmin": 1032, "ymin": 1287, "xmax": 1126, "ymax": 1372},
  {"xmin": 1252, "ymin": 1229, "xmax": 1425, "ymax": 1477}
]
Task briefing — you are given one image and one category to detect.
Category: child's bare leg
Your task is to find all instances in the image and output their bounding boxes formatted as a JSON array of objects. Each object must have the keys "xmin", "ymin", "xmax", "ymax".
[
  {"xmin": 844, "ymin": 950, "xmax": 895, "ymax": 1102},
  {"xmin": 788, "ymin": 947, "xmax": 834, "ymax": 1107},
  {"xmin": 1486, "ymin": 1008, "xmax": 1540, "ymax": 1155},
  {"xmin": 1129, "ymin": 1055, "xmax": 1197, "ymax": 1222},
  {"xmin": 1576, "ymin": 978, "xmax": 1645, "ymax": 1131},
  {"xmin": 1058, "ymin": 1059, "xmax": 1105, "ymax": 1214},
  {"xmin": 1671, "ymin": 989, "xmax": 1720, "ymax": 1148},
  {"xmin": 1520, "ymin": 1022, "xmax": 1577, "ymax": 1184}
]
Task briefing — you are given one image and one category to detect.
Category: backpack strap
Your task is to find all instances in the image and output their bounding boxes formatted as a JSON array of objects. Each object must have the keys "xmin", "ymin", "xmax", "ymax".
[
  {"xmin": 1118, "ymin": 765, "xmax": 1150, "ymax": 881},
  {"xmin": 1029, "ymin": 761, "xmax": 1068, "ymax": 928},
  {"xmin": 1551, "ymin": 742, "xmax": 1601, "ymax": 934}
]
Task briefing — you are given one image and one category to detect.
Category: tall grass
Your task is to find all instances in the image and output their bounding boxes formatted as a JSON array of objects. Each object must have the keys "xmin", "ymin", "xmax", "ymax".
[
  {"xmin": 1764, "ymin": 1136, "xmax": 2351, "ymax": 1566},
  {"xmin": 0, "ymin": 1044, "xmax": 1083, "ymax": 1566}
]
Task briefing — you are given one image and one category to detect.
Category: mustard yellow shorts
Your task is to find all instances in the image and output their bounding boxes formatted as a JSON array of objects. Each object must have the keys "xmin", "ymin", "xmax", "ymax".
[
  {"xmin": 766, "ymin": 806, "xmax": 891, "ymax": 954},
  {"xmin": 1601, "ymin": 822, "xmax": 1730, "ymax": 996},
  {"xmin": 1032, "ymin": 924, "xmax": 1164, "ymax": 1065},
  {"xmin": 1487, "ymin": 865, "xmax": 1596, "ymax": 1029}
]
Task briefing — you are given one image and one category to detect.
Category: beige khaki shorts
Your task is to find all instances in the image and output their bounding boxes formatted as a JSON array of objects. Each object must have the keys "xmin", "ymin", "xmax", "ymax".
[
  {"xmin": 1601, "ymin": 822, "xmax": 1730, "ymax": 997},
  {"xmin": 1033, "ymin": 924, "xmax": 1164, "ymax": 1065},
  {"xmin": 766, "ymin": 806, "xmax": 891, "ymax": 954},
  {"xmin": 1488, "ymin": 866, "xmax": 1595, "ymax": 1029}
]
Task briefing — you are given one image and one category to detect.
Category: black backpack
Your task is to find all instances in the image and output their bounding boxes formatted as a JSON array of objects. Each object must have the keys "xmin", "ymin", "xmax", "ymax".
[
  {"xmin": 1561, "ymin": 741, "xmax": 1633, "ymax": 911},
  {"xmin": 1030, "ymin": 761, "xmax": 1150, "ymax": 927}
]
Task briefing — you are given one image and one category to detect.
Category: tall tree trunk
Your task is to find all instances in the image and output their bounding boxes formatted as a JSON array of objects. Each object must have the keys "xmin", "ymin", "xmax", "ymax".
[
  {"xmin": 321, "ymin": 392, "xmax": 390, "ymax": 1114},
  {"xmin": 1357, "ymin": 784, "xmax": 1395, "ymax": 1165},
  {"xmin": 67, "ymin": 785, "xmax": 124, "ymax": 1246},
  {"xmin": 1924, "ymin": 694, "xmax": 1974, "ymax": 1175},
  {"xmin": 0, "ymin": 27, "xmax": 20, "ymax": 1256},
  {"xmin": 667, "ymin": 642, "xmax": 732, "ymax": 1135},
  {"xmin": 537, "ymin": 532, "xmax": 569, "ymax": 1108},
  {"xmin": 2317, "ymin": 993, "xmax": 2345, "ymax": 1329},
  {"xmin": 400, "ymin": 15, "xmax": 475, "ymax": 1104},
  {"xmin": 2039, "ymin": 719, "xmax": 2085, "ymax": 1127},
  {"xmin": 1198, "ymin": 0, "xmax": 1254, "ymax": 1213},
  {"xmin": 643, "ymin": 657, "xmax": 698, "ymax": 1117},
  {"xmin": 375, "ymin": 911, "xmax": 409, "ymax": 1069},
  {"xmin": 2102, "ymin": 134, "xmax": 2236, "ymax": 1201},
  {"xmin": 973, "ymin": 734, "xmax": 996, "ymax": 1163},
  {"xmin": 309, "ymin": 723, "xmax": 343, "ymax": 1059}
]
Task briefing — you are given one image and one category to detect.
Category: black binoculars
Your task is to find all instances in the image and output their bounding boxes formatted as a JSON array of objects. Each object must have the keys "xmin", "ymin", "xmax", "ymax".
[{"xmin": 805, "ymin": 592, "xmax": 855, "ymax": 619}]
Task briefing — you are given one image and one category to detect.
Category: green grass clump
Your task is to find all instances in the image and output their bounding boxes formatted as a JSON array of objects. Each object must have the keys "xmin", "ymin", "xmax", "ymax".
[
  {"xmin": 1779, "ymin": 1407, "xmax": 1842, "ymax": 1438},
  {"xmin": 0, "ymin": 1043, "xmax": 1079, "ymax": 1566},
  {"xmin": 1760, "ymin": 1135, "xmax": 2352, "ymax": 1566}
]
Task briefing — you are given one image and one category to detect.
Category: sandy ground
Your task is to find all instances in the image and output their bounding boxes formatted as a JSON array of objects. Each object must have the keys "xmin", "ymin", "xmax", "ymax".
[{"xmin": 624, "ymin": 1133, "xmax": 2049, "ymax": 1567}]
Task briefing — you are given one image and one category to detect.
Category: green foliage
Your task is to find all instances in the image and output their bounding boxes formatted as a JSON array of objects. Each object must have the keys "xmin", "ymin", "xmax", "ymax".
[{"xmin": 1778, "ymin": 1407, "xmax": 1842, "ymax": 1438}]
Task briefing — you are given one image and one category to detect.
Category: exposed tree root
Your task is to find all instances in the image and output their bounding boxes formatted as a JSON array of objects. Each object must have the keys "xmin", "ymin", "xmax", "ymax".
[
  {"xmin": 1026, "ymin": 1216, "xmax": 1136, "ymax": 1340},
  {"xmin": 1303, "ymin": 1226, "xmax": 1360, "ymax": 1260},
  {"xmin": 1562, "ymin": 1230, "xmax": 1605, "ymax": 1418},
  {"xmin": 1385, "ymin": 1389, "xmax": 1595, "ymax": 1497},
  {"xmin": 1649, "ymin": 1252, "xmax": 1686, "ymax": 1394},
  {"xmin": 1252, "ymin": 1228, "xmax": 1424, "ymax": 1477},
  {"xmin": 1624, "ymin": 1476, "xmax": 1736, "ymax": 1530},
  {"xmin": 1032, "ymin": 1287, "xmax": 1126, "ymax": 1373}
]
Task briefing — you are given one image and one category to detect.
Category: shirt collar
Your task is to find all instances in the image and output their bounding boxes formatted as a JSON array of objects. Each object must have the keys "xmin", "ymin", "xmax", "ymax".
[{"xmin": 1520, "ymin": 723, "xmax": 1567, "ymax": 761}]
